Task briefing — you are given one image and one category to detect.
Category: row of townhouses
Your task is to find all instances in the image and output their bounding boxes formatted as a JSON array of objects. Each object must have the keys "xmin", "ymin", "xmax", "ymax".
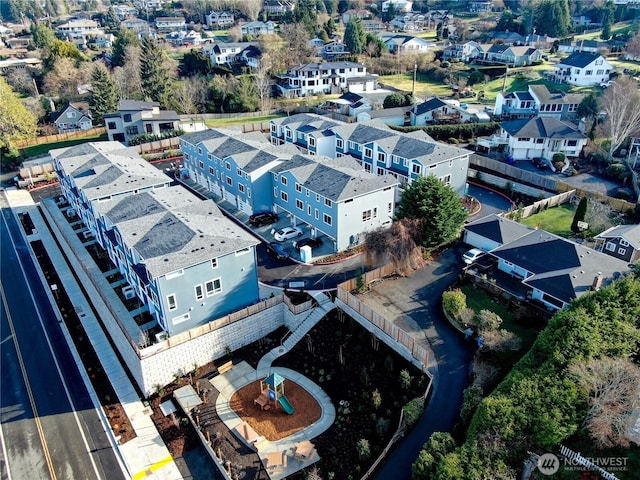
[{"xmin": 52, "ymin": 142, "xmax": 261, "ymax": 338}]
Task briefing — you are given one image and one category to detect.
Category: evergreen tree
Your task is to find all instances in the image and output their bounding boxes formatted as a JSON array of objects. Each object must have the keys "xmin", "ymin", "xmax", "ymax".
[
  {"xmin": 111, "ymin": 28, "xmax": 139, "ymax": 68},
  {"xmin": 89, "ymin": 64, "xmax": 118, "ymax": 124},
  {"xmin": 600, "ymin": 1, "xmax": 615, "ymax": 40},
  {"xmin": 396, "ymin": 175, "xmax": 467, "ymax": 248},
  {"xmin": 140, "ymin": 37, "xmax": 173, "ymax": 108},
  {"xmin": 103, "ymin": 6, "xmax": 121, "ymax": 30},
  {"xmin": 344, "ymin": 18, "xmax": 366, "ymax": 55},
  {"xmin": 534, "ymin": 0, "xmax": 570, "ymax": 37},
  {"xmin": 577, "ymin": 93, "xmax": 599, "ymax": 140},
  {"xmin": 571, "ymin": 197, "xmax": 589, "ymax": 233},
  {"xmin": 31, "ymin": 23, "xmax": 57, "ymax": 50}
]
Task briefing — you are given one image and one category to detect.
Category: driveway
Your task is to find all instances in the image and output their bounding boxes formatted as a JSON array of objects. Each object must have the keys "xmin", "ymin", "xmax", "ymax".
[
  {"xmin": 365, "ymin": 246, "xmax": 474, "ymax": 480},
  {"xmin": 467, "ymin": 183, "xmax": 514, "ymax": 218}
]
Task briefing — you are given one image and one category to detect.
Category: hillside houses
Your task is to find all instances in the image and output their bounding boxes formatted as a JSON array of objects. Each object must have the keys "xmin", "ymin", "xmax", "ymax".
[
  {"xmin": 495, "ymin": 85, "xmax": 586, "ymax": 121},
  {"xmin": 549, "ymin": 52, "xmax": 613, "ymax": 86},
  {"xmin": 275, "ymin": 61, "xmax": 373, "ymax": 98}
]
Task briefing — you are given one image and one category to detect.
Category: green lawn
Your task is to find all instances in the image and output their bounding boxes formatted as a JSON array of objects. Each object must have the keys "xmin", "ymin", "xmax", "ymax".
[
  {"xmin": 461, "ymin": 284, "xmax": 514, "ymax": 323},
  {"xmin": 520, "ymin": 204, "xmax": 575, "ymax": 237},
  {"xmin": 204, "ymin": 113, "xmax": 285, "ymax": 128},
  {"xmin": 22, "ymin": 134, "xmax": 108, "ymax": 159}
]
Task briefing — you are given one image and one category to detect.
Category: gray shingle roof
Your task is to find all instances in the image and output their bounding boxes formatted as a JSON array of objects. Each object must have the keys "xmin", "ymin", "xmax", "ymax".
[
  {"xmin": 558, "ymin": 52, "xmax": 601, "ymax": 68},
  {"xmin": 96, "ymin": 187, "xmax": 259, "ymax": 278},
  {"xmin": 595, "ymin": 224, "xmax": 640, "ymax": 249},
  {"xmin": 491, "ymin": 230, "xmax": 630, "ymax": 304},
  {"xmin": 375, "ymin": 134, "xmax": 468, "ymax": 165},
  {"xmin": 464, "ymin": 214, "xmax": 534, "ymax": 245},
  {"xmin": 271, "ymin": 154, "xmax": 397, "ymax": 202},
  {"xmin": 412, "ymin": 97, "xmax": 448, "ymax": 116},
  {"xmin": 330, "ymin": 122, "xmax": 395, "ymax": 144},
  {"xmin": 501, "ymin": 117, "xmax": 586, "ymax": 139},
  {"xmin": 528, "ymin": 84, "xmax": 585, "ymax": 105},
  {"xmin": 52, "ymin": 142, "xmax": 170, "ymax": 199}
]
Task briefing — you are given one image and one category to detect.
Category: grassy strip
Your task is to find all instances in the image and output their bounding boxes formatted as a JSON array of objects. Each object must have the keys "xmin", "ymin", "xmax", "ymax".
[
  {"xmin": 22, "ymin": 134, "xmax": 109, "ymax": 158},
  {"xmin": 520, "ymin": 204, "xmax": 575, "ymax": 237},
  {"xmin": 204, "ymin": 113, "xmax": 285, "ymax": 128}
]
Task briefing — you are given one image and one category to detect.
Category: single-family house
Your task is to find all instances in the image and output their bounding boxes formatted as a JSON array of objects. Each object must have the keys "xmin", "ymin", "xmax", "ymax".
[
  {"xmin": 322, "ymin": 40, "xmax": 349, "ymax": 60},
  {"xmin": 357, "ymin": 106, "xmax": 412, "ymax": 126},
  {"xmin": 361, "ymin": 20, "xmax": 386, "ymax": 33},
  {"xmin": 469, "ymin": 0, "xmax": 494, "ymax": 12},
  {"xmin": 494, "ymin": 84, "xmax": 585, "ymax": 121},
  {"xmin": 342, "ymin": 9, "xmax": 371, "ymax": 24},
  {"xmin": 594, "ymin": 224, "xmax": 640, "ymax": 263},
  {"xmin": 275, "ymin": 61, "xmax": 369, "ymax": 98},
  {"xmin": 206, "ymin": 11, "xmax": 235, "ymax": 28},
  {"xmin": 463, "ymin": 215, "xmax": 631, "ymax": 311},
  {"xmin": 464, "ymin": 214, "xmax": 534, "ymax": 252},
  {"xmin": 113, "ymin": 6, "xmax": 138, "ymax": 19},
  {"xmin": 557, "ymin": 39, "xmax": 600, "ymax": 54},
  {"xmin": 240, "ymin": 21, "xmax": 275, "ymax": 37},
  {"xmin": 270, "ymin": 154, "xmax": 397, "ymax": 252},
  {"xmin": 410, "ymin": 97, "xmax": 461, "ymax": 125},
  {"xmin": 485, "ymin": 116, "xmax": 587, "ymax": 161},
  {"xmin": 104, "ymin": 100, "xmax": 179, "ymax": 144},
  {"xmin": 263, "ymin": 0, "xmax": 295, "ymax": 18},
  {"xmin": 240, "ymin": 44, "xmax": 262, "ymax": 70},
  {"xmin": 482, "ymin": 44, "xmax": 542, "ymax": 66},
  {"xmin": 381, "ymin": 34, "xmax": 433, "ymax": 54},
  {"xmin": 137, "ymin": 0, "xmax": 164, "ymax": 11},
  {"xmin": 382, "ymin": 0, "xmax": 412, "ymax": 12},
  {"xmin": 442, "ymin": 41, "xmax": 484, "ymax": 62},
  {"xmin": 52, "ymin": 141, "xmax": 260, "ymax": 337},
  {"xmin": 90, "ymin": 33, "xmax": 115, "ymax": 49},
  {"xmin": 571, "ymin": 16, "xmax": 599, "ymax": 27},
  {"xmin": 550, "ymin": 52, "xmax": 613, "ymax": 86},
  {"xmin": 323, "ymin": 91, "xmax": 379, "ymax": 118},
  {"xmin": 155, "ymin": 17, "xmax": 186, "ymax": 31},
  {"xmin": 51, "ymin": 102, "xmax": 93, "ymax": 133},
  {"xmin": 207, "ymin": 41, "xmax": 258, "ymax": 66},
  {"xmin": 120, "ymin": 18, "xmax": 149, "ymax": 32},
  {"xmin": 56, "ymin": 19, "xmax": 102, "ymax": 40},
  {"xmin": 389, "ymin": 13, "xmax": 428, "ymax": 32},
  {"xmin": 0, "ymin": 57, "xmax": 42, "ymax": 74}
]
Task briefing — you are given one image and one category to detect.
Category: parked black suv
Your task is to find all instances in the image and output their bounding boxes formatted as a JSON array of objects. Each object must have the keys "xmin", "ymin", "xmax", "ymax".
[
  {"xmin": 532, "ymin": 157, "xmax": 548, "ymax": 170},
  {"xmin": 249, "ymin": 211, "xmax": 278, "ymax": 226},
  {"xmin": 266, "ymin": 242, "xmax": 290, "ymax": 260},
  {"xmin": 294, "ymin": 237, "xmax": 323, "ymax": 250}
]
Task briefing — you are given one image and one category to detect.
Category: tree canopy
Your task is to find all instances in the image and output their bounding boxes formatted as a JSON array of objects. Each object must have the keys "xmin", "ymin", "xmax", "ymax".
[
  {"xmin": 111, "ymin": 28, "xmax": 140, "ymax": 69},
  {"xmin": 0, "ymin": 77, "xmax": 38, "ymax": 165},
  {"xmin": 344, "ymin": 18, "xmax": 366, "ymax": 55},
  {"xmin": 396, "ymin": 175, "xmax": 467, "ymax": 248},
  {"xmin": 140, "ymin": 37, "xmax": 173, "ymax": 109}
]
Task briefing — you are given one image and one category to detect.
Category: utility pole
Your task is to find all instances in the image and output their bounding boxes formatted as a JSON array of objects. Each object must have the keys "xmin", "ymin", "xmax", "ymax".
[{"xmin": 412, "ymin": 62, "xmax": 417, "ymax": 97}]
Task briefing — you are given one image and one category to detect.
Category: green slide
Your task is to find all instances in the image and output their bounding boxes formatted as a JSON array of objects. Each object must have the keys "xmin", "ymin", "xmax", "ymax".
[{"xmin": 278, "ymin": 395, "xmax": 295, "ymax": 414}]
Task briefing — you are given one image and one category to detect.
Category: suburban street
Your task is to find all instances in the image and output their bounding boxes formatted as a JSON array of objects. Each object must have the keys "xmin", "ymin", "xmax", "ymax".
[{"xmin": 0, "ymin": 203, "xmax": 124, "ymax": 480}]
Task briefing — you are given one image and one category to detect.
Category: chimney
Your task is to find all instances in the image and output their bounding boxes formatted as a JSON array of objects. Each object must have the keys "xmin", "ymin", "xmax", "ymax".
[{"xmin": 591, "ymin": 272, "xmax": 603, "ymax": 291}]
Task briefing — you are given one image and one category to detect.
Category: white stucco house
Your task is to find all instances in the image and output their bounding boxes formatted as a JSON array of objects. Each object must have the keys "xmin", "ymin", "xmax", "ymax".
[{"xmin": 550, "ymin": 52, "xmax": 613, "ymax": 86}]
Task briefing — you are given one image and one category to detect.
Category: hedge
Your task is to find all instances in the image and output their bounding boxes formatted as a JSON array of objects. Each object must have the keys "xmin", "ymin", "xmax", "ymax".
[{"xmin": 391, "ymin": 122, "xmax": 500, "ymax": 142}]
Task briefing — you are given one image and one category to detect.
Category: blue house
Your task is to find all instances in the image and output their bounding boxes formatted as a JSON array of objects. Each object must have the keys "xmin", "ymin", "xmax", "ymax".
[
  {"xmin": 181, "ymin": 129, "xmax": 298, "ymax": 215},
  {"xmin": 270, "ymin": 154, "xmax": 398, "ymax": 251},
  {"xmin": 52, "ymin": 141, "xmax": 261, "ymax": 337}
]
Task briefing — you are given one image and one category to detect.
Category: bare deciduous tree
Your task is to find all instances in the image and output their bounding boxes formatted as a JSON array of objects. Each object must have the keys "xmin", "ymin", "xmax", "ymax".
[
  {"xmin": 113, "ymin": 45, "xmax": 142, "ymax": 100},
  {"xmin": 481, "ymin": 329, "xmax": 522, "ymax": 352},
  {"xmin": 253, "ymin": 62, "xmax": 272, "ymax": 112},
  {"xmin": 598, "ymin": 76, "xmax": 640, "ymax": 159},
  {"xmin": 365, "ymin": 218, "xmax": 426, "ymax": 275},
  {"xmin": 174, "ymin": 75, "xmax": 209, "ymax": 114},
  {"xmin": 281, "ymin": 23, "xmax": 313, "ymax": 69},
  {"xmin": 569, "ymin": 357, "xmax": 640, "ymax": 448},
  {"xmin": 44, "ymin": 57, "xmax": 92, "ymax": 100},
  {"xmin": 625, "ymin": 32, "xmax": 640, "ymax": 60},
  {"xmin": 236, "ymin": 0, "xmax": 261, "ymax": 21}
]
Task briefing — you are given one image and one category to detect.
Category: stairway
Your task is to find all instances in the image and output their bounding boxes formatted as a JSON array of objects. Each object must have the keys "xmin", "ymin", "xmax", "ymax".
[{"xmin": 256, "ymin": 292, "xmax": 335, "ymax": 376}]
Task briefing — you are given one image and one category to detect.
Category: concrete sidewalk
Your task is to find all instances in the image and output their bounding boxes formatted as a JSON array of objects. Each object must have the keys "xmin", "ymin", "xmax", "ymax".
[{"xmin": 7, "ymin": 192, "xmax": 182, "ymax": 480}]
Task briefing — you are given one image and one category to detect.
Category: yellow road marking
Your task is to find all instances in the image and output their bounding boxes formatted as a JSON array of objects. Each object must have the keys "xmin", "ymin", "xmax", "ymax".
[
  {"xmin": 0, "ymin": 282, "xmax": 57, "ymax": 480},
  {"xmin": 132, "ymin": 455, "xmax": 174, "ymax": 480}
]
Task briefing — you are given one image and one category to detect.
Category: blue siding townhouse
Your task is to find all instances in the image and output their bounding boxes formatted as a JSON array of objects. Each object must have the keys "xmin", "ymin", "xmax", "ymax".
[
  {"xmin": 270, "ymin": 114, "xmax": 471, "ymax": 196},
  {"xmin": 53, "ymin": 141, "xmax": 261, "ymax": 337},
  {"xmin": 181, "ymin": 129, "xmax": 299, "ymax": 215},
  {"xmin": 271, "ymin": 154, "xmax": 398, "ymax": 251},
  {"xmin": 270, "ymin": 113, "xmax": 345, "ymax": 157}
]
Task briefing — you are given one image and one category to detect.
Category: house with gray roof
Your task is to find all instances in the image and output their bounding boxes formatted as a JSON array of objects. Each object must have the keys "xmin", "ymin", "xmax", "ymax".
[
  {"xmin": 410, "ymin": 97, "xmax": 461, "ymax": 125},
  {"xmin": 594, "ymin": 224, "xmax": 640, "ymax": 263},
  {"xmin": 550, "ymin": 52, "xmax": 613, "ymax": 86},
  {"xmin": 481, "ymin": 116, "xmax": 587, "ymax": 163},
  {"xmin": 489, "ymin": 230, "xmax": 630, "ymax": 310},
  {"xmin": 275, "ymin": 61, "xmax": 371, "ymax": 98},
  {"xmin": 269, "ymin": 113, "xmax": 346, "ymax": 157},
  {"xmin": 53, "ymin": 141, "xmax": 261, "ymax": 337},
  {"xmin": 271, "ymin": 154, "xmax": 398, "ymax": 251},
  {"xmin": 495, "ymin": 84, "xmax": 586, "ymax": 121},
  {"xmin": 463, "ymin": 214, "xmax": 535, "ymax": 252},
  {"xmin": 104, "ymin": 100, "xmax": 179, "ymax": 144}
]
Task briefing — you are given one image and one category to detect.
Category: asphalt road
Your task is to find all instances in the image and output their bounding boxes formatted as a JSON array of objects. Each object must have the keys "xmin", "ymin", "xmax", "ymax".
[{"xmin": 0, "ymin": 205, "xmax": 124, "ymax": 480}]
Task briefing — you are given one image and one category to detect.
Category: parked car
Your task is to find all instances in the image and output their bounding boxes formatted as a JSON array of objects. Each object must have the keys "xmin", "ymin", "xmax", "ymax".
[
  {"xmin": 249, "ymin": 211, "xmax": 278, "ymax": 226},
  {"xmin": 266, "ymin": 242, "xmax": 290, "ymax": 260},
  {"xmin": 463, "ymin": 248, "xmax": 486, "ymax": 265},
  {"xmin": 294, "ymin": 237, "xmax": 322, "ymax": 250},
  {"xmin": 600, "ymin": 80, "xmax": 613, "ymax": 88},
  {"xmin": 532, "ymin": 157, "xmax": 548, "ymax": 170},
  {"xmin": 273, "ymin": 226, "xmax": 303, "ymax": 242}
]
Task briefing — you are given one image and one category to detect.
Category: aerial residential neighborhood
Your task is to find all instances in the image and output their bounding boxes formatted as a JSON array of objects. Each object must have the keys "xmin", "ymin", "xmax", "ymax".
[{"xmin": 1, "ymin": 1, "xmax": 640, "ymax": 480}]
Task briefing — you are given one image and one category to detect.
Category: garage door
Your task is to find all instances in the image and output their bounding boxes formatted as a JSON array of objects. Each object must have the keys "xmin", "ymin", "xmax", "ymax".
[
  {"xmin": 223, "ymin": 190, "xmax": 236, "ymax": 206},
  {"xmin": 238, "ymin": 199, "xmax": 252, "ymax": 216}
]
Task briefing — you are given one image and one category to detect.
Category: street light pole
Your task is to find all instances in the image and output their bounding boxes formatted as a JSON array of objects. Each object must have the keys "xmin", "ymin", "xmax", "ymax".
[{"xmin": 412, "ymin": 62, "xmax": 417, "ymax": 97}]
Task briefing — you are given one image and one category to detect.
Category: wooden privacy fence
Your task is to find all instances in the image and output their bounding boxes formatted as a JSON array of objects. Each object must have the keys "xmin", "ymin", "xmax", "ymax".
[
  {"xmin": 470, "ymin": 155, "xmax": 558, "ymax": 191},
  {"xmin": 556, "ymin": 181, "xmax": 636, "ymax": 212},
  {"xmin": 503, "ymin": 190, "xmax": 576, "ymax": 219},
  {"xmin": 134, "ymin": 137, "xmax": 181, "ymax": 154},
  {"xmin": 15, "ymin": 127, "xmax": 107, "ymax": 148},
  {"xmin": 336, "ymin": 264, "xmax": 431, "ymax": 370}
]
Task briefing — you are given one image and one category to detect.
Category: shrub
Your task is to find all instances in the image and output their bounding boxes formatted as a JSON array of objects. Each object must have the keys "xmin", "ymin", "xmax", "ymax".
[
  {"xmin": 403, "ymin": 397, "xmax": 425, "ymax": 427},
  {"xmin": 399, "ymin": 369, "xmax": 413, "ymax": 390},
  {"xmin": 356, "ymin": 438, "xmax": 371, "ymax": 459},
  {"xmin": 443, "ymin": 289, "xmax": 467, "ymax": 318},
  {"xmin": 476, "ymin": 310, "xmax": 502, "ymax": 332},
  {"xmin": 460, "ymin": 385, "xmax": 483, "ymax": 425},
  {"xmin": 606, "ymin": 163, "xmax": 628, "ymax": 180},
  {"xmin": 447, "ymin": 137, "xmax": 459, "ymax": 144},
  {"xmin": 371, "ymin": 389, "xmax": 382, "ymax": 410},
  {"xmin": 552, "ymin": 153, "xmax": 566, "ymax": 163}
]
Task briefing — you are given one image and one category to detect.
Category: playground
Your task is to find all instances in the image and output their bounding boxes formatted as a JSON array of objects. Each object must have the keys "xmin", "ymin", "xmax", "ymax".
[{"xmin": 229, "ymin": 373, "xmax": 322, "ymax": 441}]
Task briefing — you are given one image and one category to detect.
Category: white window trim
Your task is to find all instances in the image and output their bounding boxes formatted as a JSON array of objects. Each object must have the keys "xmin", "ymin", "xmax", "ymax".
[
  {"xmin": 167, "ymin": 294, "xmax": 177, "ymax": 311},
  {"xmin": 195, "ymin": 284, "xmax": 204, "ymax": 301}
]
